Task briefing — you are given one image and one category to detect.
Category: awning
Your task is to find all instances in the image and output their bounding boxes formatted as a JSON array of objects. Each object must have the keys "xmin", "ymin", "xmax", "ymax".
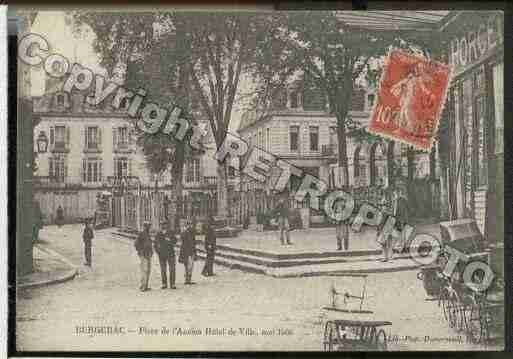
[{"xmin": 336, "ymin": 11, "xmax": 451, "ymax": 32}]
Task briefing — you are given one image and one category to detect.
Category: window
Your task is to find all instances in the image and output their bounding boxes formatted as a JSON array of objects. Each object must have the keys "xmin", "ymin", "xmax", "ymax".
[
  {"xmin": 228, "ymin": 166, "xmax": 236, "ymax": 178},
  {"xmin": 290, "ymin": 91, "xmax": 299, "ymax": 108},
  {"xmin": 354, "ymin": 147, "xmax": 366, "ymax": 181},
  {"xmin": 266, "ymin": 128, "xmax": 270, "ymax": 152},
  {"xmin": 493, "ymin": 62, "xmax": 503, "ymax": 154},
  {"xmin": 290, "ymin": 126, "xmax": 299, "ymax": 151},
  {"xmin": 116, "ymin": 126, "xmax": 129, "ymax": 148},
  {"xmin": 56, "ymin": 94, "xmax": 65, "ymax": 107},
  {"xmin": 309, "ymin": 126, "xmax": 319, "ymax": 151},
  {"xmin": 54, "ymin": 125, "xmax": 66, "ymax": 150},
  {"xmin": 120, "ymin": 97, "xmax": 129, "ymax": 110},
  {"xmin": 114, "ymin": 157, "xmax": 129, "ymax": 179},
  {"xmin": 367, "ymin": 94, "xmax": 375, "ymax": 110},
  {"xmin": 186, "ymin": 158, "xmax": 201, "ymax": 183},
  {"xmin": 83, "ymin": 158, "xmax": 103, "ymax": 183},
  {"xmin": 49, "ymin": 156, "xmax": 67, "ymax": 182},
  {"xmin": 85, "ymin": 126, "xmax": 101, "ymax": 150}
]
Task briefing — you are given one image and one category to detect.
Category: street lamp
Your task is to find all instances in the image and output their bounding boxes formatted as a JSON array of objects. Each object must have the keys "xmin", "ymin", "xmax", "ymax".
[{"xmin": 36, "ymin": 131, "xmax": 49, "ymax": 153}]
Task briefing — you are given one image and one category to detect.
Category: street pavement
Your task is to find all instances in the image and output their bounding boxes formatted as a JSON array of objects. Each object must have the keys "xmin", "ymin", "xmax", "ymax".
[{"xmin": 16, "ymin": 225, "xmax": 500, "ymax": 352}]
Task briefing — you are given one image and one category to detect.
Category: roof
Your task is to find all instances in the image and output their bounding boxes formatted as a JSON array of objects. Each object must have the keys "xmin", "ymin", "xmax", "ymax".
[{"xmin": 336, "ymin": 11, "xmax": 452, "ymax": 32}]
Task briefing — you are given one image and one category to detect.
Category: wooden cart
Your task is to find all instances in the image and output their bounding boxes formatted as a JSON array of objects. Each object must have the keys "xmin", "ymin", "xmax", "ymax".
[{"xmin": 321, "ymin": 274, "xmax": 392, "ymax": 351}]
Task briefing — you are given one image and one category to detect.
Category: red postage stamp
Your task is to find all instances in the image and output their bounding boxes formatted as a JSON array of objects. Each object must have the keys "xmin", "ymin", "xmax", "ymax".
[{"xmin": 368, "ymin": 50, "xmax": 451, "ymax": 150}]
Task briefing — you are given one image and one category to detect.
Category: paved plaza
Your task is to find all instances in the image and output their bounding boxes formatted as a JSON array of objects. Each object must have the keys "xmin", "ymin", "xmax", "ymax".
[{"xmin": 15, "ymin": 225, "xmax": 500, "ymax": 352}]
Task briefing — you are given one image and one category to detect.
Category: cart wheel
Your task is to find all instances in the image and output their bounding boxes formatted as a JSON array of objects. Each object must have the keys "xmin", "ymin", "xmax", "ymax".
[
  {"xmin": 375, "ymin": 329, "xmax": 387, "ymax": 351},
  {"xmin": 450, "ymin": 294, "xmax": 463, "ymax": 332},
  {"xmin": 479, "ymin": 304, "xmax": 492, "ymax": 345},
  {"xmin": 466, "ymin": 297, "xmax": 482, "ymax": 344},
  {"xmin": 445, "ymin": 293, "xmax": 457, "ymax": 328},
  {"xmin": 440, "ymin": 288, "xmax": 450, "ymax": 321},
  {"xmin": 323, "ymin": 321, "xmax": 333, "ymax": 351},
  {"xmin": 368, "ymin": 326, "xmax": 377, "ymax": 345},
  {"xmin": 460, "ymin": 294, "xmax": 474, "ymax": 335}
]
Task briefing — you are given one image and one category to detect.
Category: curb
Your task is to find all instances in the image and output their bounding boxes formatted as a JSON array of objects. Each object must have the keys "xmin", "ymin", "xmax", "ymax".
[{"xmin": 18, "ymin": 245, "xmax": 78, "ymax": 289}]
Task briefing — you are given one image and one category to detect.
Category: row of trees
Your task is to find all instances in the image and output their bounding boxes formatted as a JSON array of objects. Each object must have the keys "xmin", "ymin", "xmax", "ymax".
[{"xmin": 73, "ymin": 11, "xmax": 431, "ymax": 219}]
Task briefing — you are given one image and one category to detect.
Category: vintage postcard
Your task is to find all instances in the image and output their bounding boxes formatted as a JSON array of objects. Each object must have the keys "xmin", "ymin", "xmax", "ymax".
[{"xmin": 11, "ymin": 8, "xmax": 505, "ymax": 353}]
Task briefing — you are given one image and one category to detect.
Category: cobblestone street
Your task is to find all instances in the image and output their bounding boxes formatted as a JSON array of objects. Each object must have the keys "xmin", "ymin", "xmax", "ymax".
[{"xmin": 16, "ymin": 225, "xmax": 498, "ymax": 352}]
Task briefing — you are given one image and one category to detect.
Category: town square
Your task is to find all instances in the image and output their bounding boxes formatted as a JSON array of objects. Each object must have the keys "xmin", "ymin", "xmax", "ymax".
[{"xmin": 13, "ymin": 9, "xmax": 504, "ymax": 352}]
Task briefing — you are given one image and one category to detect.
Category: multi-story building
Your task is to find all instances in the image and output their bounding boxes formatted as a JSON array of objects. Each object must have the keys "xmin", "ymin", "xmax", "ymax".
[
  {"xmin": 237, "ymin": 77, "xmax": 433, "ymax": 193},
  {"xmin": 32, "ymin": 89, "xmax": 234, "ymax": 224}
]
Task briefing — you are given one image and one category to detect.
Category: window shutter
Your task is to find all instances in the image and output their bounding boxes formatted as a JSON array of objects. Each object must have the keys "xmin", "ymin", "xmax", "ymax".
[
  {"xmin": 98, "ymin": 127, "xmax": 102, "ymax": 151},
  {"xmin": 82, "ymin": 158, "xmax": 86, "ymax": 182},
  {"xmin": 49, "ymin": 158, "xmax": 54, "ymax": 177},
  {"xmin": 129, "ymin": 127, "xmax": 135, "ymax": 146},
  {"xmin": 49, "ymin": 126, "xmax": 55, "ymax": 150},
  {"xmin": 99, "ymin": 161, "xmax": 103, "ymax": 182},
  {"xmin": 84, "ymin": 126, "xmax": 88, "ymax": 149},
  {"xmin": 65, "ymin": 126, "xmax": 70, "ymax": 150},
  {"xmin": 128, "ymin": 158, "xmax": 132, "ymax": 177},
  {"xmin": 64, "ymin": 160, "xmax": 68, "ymax": 179},
  {"xmin": 113, "ymin": 126, "xmax": 117, "ymax": 150}
]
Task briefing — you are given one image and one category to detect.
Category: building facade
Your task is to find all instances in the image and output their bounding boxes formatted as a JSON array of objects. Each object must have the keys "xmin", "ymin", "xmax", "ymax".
[
  {"xmin": 237, "ymin": 77, "xmax": 434, "ymax": 194},
  {"xmin": 32, "ymin": 90, "xmax": 231, "ymax": 224},
  {"xmin": 435, "ymin": 11, "xmax": 503, "ymax": 250}
]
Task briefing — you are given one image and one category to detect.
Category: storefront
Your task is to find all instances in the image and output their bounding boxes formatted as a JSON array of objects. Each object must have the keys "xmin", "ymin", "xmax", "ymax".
[{"xmin": 435, "ymin": 11, "xmax": 503, "ymax": 254}]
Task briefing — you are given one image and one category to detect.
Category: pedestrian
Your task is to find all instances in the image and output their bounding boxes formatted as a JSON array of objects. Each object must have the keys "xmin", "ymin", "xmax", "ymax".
[
  {"xmin": 179, "ymin": 218, "xmax": 197, "ymax": 285},
  {"xmin": 135, "ymin": 221, "xmax": 153, "ymax": 291},
  {"xmin": 82, "ymin": 217, "xmax": 94, "ymax": 266},
  {"xmin": 32, "ymin": 200, "xmax": 43, "ymax": 242},
  {"xmin": 154, "ymin": 220, "xmax": 178, "ymax": 289},
  {"xmin": 56, "ymin": 205, "xmax": 64, "ymax": 228},
  {"xmin": 275, "ymin": 197, "xmax": 292, "ymax": 245},
  {"xmin": 393, "ymin": 186, "xmax": 410, "ymax": 254},
  {"xmin": 331, "ymin": 186, "xmax": 352, "ymax": 251},
  {"xmin": 202, "ymin": 215, "xmax": 217, "ymax": 277},
  {"xmin": 376, "ymin": 214, "xmax": 393, "ymax": 262}
]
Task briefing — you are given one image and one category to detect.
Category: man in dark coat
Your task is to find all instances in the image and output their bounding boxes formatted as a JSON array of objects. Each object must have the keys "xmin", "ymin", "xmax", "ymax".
[
  {"xmin": 275, "ymin": 198, "xmax": 292, "ymax": 245},
  {"xmin": 135, "ymin": 222, "xmax": 153, "ymax": 291},
  {"xmin": 179, "ymin": 218, "xmax": 197, "ymax": 285},
  {"xmin": 82, "ymin": 218, "xmax": 94, "ymax": 266},
  {"xmin": 56, "ymin": 205, "xmax": 64, "ymax": 227},
  {"xmin": 202, "ymin": 215, "xmax": 217, "ymax": 277},
  {"xmin": 154, "ymin": 220, "xmax": 178, "ymax": 289},
  {"xmin": 333, "ymin": 186, "xmax": 352, "ymax": 251},
  {"xmin": 32, "ymin": 200, "xmax": 44, "ymax": 242}
]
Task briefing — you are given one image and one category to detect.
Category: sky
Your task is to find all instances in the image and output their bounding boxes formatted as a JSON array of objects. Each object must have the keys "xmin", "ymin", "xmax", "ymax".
[{"xmin": 28, "ymin": 11, "xmax": 245, "ymax": 132}]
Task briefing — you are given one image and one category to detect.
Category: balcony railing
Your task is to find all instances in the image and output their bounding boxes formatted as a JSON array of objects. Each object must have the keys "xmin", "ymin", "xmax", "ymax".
[{"xmin": 321, "ymin": 143, "xmax": 337, "ymax": 156}]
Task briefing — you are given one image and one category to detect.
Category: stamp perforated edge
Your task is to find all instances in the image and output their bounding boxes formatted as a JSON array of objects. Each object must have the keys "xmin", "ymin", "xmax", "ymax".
[{"xmin": 367, "ymin": 48, "xmax": 453, "ymax": 152}]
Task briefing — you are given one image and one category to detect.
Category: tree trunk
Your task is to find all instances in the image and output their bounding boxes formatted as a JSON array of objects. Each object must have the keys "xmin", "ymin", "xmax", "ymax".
[
  {"xmin": 170, "ymin": 142, "xmax": 185, "ymax": 229},
  {"xmin": 216, "ymin": 161, "xmax": 229, "ymax": 218},
  {"xmin": 336, "ymin": 112, "xmax": 350, "ymax": 187}
]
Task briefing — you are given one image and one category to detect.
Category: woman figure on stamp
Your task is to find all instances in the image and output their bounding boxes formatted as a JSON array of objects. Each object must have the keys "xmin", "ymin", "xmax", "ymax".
[{"xmin": 391, "ymin": 62, "xmax": 434, "ymax": 134}]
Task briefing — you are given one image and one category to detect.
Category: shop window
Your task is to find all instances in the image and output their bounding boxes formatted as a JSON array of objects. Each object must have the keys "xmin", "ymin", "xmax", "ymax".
[
  {"xmin": 493, "ymin": 62, "xmax": 503, "ymax": 154},
  {"xmin": 474, "ymin": 95, "xmax": 488, "ymax": 187}
]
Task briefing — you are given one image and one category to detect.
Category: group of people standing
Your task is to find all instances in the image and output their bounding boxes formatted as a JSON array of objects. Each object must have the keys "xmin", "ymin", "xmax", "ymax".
[{"xmin": 134, "ymin": 216, "xmax": 217, "ymax": 292}]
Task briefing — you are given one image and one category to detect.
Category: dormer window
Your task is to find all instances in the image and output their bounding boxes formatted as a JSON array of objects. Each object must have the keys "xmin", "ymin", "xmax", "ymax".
[
  {"xmin": 120, "ymin": 98, "xmax": 129, "ymax": 110},
  {"xmin": 367, "ymin": 94, "xmax": 376, "ymax": 110},
  {"xmin": 56, "ymin": 94, "xmax": 65, "ymax": 107}
]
